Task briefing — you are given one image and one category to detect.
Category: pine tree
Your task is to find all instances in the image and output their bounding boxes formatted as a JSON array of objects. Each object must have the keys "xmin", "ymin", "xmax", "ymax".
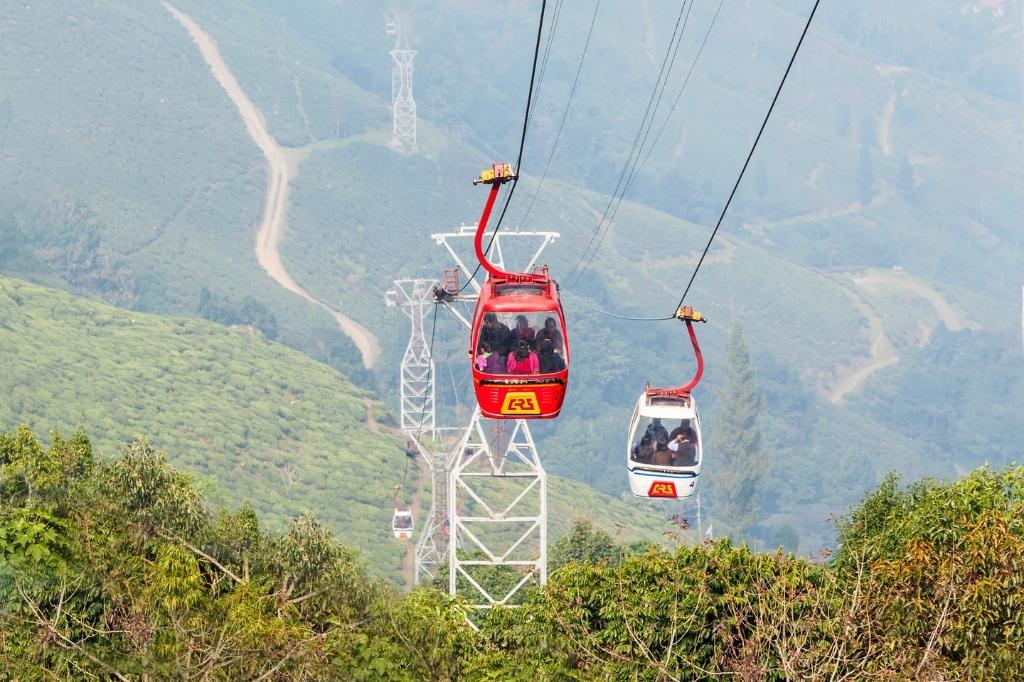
[{"xmin": 708, "ymin": 319, "xmax": 769, "ymax": 539}]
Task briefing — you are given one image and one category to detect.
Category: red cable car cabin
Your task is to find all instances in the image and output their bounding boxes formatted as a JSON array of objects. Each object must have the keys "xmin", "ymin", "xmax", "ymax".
[{"xmin": 468, "ymin": 164, "xmax": 570, "ymax": 419}]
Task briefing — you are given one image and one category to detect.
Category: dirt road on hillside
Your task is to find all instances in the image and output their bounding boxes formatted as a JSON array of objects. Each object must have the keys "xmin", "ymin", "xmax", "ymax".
[
  {"xmin": 162, "ymin": 2, "xmax": 380, "ymax": 368},
  {"xmin": 828, "ymin": 286, "xmax": 898, "ymax": 404},
  {"xmin": 854, "ymin": 270, "xmax": 967, "ymax": 333},
  {"xmin": 827, "ymin": 269, "xmax": 973, "ymax": 404}
]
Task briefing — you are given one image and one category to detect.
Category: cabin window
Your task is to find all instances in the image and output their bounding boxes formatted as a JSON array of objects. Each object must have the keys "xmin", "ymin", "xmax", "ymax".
[
  {"xmin": 630, "ymin": 416, "xmax": 699, "ymax": 466},
  {"xmin": 474, "ymin": 312, "xmax": 567, "ymax": 375}
]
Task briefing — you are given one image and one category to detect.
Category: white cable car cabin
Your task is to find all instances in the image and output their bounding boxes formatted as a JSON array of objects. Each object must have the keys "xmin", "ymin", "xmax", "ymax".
[
  {"xmin": 627, "ymin": 395, "xmax": 702, "ymax": 499},
  {"xmin": 392, "ymin": 507, "xmax": 414, "ymax": 541},
  {"xmin": 626, "ymin": 306, "xmax": 706, "ymax": 500}
]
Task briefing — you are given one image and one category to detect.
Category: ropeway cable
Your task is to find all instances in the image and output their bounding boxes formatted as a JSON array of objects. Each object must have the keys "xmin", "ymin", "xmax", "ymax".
[{"xmin": 673, "ymin": 0, "xmax": 821, "ymax": 313}]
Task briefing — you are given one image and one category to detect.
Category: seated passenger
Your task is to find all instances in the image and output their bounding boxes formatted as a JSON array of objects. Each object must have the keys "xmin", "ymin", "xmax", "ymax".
[
  {"xmin": 475, "ymin": 341, "xmax": 504, "ymax": 374},
  {"xmin": 535, "ymin": 316, "xmax": 563, "ymax": 352},
  {"xmin": 507, "ymin": 339, "xmax": 540, "ymax": 374},
  {"xmin": 538, "ymin": 338, "xmax": 566, "ymax": 373},
  {"xmin": 668, "ymin": 434, "xmax": 698, "ymax": 466},
  {"xmin": 646, "ymin": 418, "xmax": 669, "ymax": 444},
  {"xmin": 481, "ymin": 313, "xmax": 513, "ymax": 356},
  {"xmin": 512, "ymin": 314, "xmax": 536, "ymax": 348},
  {"xmin": 651, "ymin": 440, "xmax": 674, "ymax": 466},
  {"xmin": 632, "ymin": 434, "xmax": 654, "ymax": 463},
  {"xmin": 669, "ymin": 420, "xmax": 698, "ymax": 445}
]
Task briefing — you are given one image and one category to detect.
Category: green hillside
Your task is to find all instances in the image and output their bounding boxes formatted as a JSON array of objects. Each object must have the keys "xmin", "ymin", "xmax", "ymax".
[{"xmin": 0, "ymin": 276, "xmax": 671, "ymax": 581}]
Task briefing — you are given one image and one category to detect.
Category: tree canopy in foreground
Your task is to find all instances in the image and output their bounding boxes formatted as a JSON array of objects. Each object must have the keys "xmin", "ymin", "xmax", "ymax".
[{"xmin": 1, "ymin": 426, "xmax": 1020, "ymax": 679}]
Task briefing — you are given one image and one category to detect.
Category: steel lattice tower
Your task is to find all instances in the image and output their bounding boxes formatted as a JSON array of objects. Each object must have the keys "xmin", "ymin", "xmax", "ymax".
[
  {"xmin": 387, "ymin": 16, "xmax": 417, "ymax": 153},
  {"xmin": 387, "ymin": 279, "xmax": 436, "ymax": 437},
  {"xmin": 431, "ymin": 224, "xmax": 558, "ymax": 623}
]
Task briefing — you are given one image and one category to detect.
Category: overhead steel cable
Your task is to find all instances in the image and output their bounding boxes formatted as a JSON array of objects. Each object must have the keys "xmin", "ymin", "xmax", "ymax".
[
  {"xmin": 519, "ymin": 0, "xmax": 602, "ymax": 229},
  {"xmin": 528, "ymin": 0, "xmax": 564, "ymax": 133},
  {"xmin": 638, "ymin": 0, "xmax": 725, "ymax": 172},
  {"xmin": 569, "ymin": 0, "xmax": 722, "ymax": 288},
  {"xmin": 568, "ymin": 0, "xmax": 818, "ymax": 324},
  {"xmin": 564, "ymin": 0, "xmax": 693, "ymax": 289},
  {"xmin": 673, "ymin": 0, "xmax": 821, "ymax": 313},
  {"xmin": 459, "ymin": 0, "xmax": 548, "ymax": 293}
]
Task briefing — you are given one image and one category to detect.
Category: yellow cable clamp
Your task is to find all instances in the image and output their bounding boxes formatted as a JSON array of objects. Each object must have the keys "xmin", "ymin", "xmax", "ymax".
[
  {"xmin": 474, "ymin": 163, "xmax": 517, "ymax": 185},
  {"xmin": 676, "ymin": 306, "xmax": 706, "ymax": 323}
]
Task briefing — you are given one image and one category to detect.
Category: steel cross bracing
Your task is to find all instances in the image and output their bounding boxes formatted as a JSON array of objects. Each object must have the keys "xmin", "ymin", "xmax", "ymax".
[
  {"xmin": 429, "ymin": 224, "xmax": 559, "ymax": 620},
  {"xmin": 386, "ymin": 278, "xmax": 455, "ymax": 584},
  {"xmin": 390, "ymin": 49, "xmax": 417, "ymax": 152},
  {"xmin": 448, "ymin": 409, "xmax": 547, "ymax": 621},
  {"xmin": 410, "ymin": 426, "xmax": 464, "ymax": 585},
  {"xmin": 387, "ymin": 279, "xmax": 437, "ymax": 438}
]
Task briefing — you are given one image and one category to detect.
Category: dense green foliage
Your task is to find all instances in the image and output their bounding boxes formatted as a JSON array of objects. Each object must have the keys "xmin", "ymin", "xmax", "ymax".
[{"xmin": 3, "ymin": 426, "xmax": 1020, "ymax": 678}]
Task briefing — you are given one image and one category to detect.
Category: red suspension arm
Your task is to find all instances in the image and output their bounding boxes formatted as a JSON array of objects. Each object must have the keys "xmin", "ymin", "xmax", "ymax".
[
  {"xmin": 647, "ymin": 308, "xmax": 706, "ymax": 398},
  {"xmin": 472, "ymin": 164, "xmax": 516, "ymax": 279},
  {"xmin": 678, "ymin": 320, "xmax": 704, "ymax": 393},
  {"xmin": 473, "ymin": 183, "xmax": 512, "ymax": 278}
]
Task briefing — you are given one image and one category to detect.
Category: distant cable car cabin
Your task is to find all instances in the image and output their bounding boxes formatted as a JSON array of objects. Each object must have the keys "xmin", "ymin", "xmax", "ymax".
[
  {"xmin": 626, "ymin": 307, "xmax": 706, "ymax": 499},
  {"xmin": 391, "ymin": 485, "xmax": 413, "ymax": 540},
  {"xmin": 392, "ymin": 508, "xmax": 414, "ymax": 540},
  {"xmin": 468, "ymin": 164, "xmax": 569, "ymax": 419}
]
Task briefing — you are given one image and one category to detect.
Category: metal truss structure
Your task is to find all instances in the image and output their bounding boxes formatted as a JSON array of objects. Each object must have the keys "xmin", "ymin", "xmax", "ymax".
[
  {"xmin": 387, "ymin": 15, "xmax": 417, "ymax": 153},
  {"xmin": 386, "ymin": 279, "xmax": 437, "ymax": 438},
  {"xmin": 388, "ymin": 224, "xmax": 559, "ymax": 613},
  {"xmin": 431, "ymin": 225, "xmax": 558, "ymax": 617},
  {"xmin": 448, "ymin": 409, "xmax": 546, "ymax": 617}
]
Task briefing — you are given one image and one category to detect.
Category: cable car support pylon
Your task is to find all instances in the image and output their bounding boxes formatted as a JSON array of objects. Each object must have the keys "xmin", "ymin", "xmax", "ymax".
[{"xmin": 432, "ymin": 223, "xmax": 558, "ymax": 619}]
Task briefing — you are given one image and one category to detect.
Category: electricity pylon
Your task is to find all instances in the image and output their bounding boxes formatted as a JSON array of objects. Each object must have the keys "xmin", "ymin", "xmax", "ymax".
[{"xmin": 387, "ymin": 14, "xmax": 417, "ymax": 153}]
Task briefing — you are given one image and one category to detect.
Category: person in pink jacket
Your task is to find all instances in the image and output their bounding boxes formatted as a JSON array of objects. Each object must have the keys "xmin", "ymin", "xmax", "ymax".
[{"xmin": 507, "ymin": 339, "xmax": 539, "ymax": 374}]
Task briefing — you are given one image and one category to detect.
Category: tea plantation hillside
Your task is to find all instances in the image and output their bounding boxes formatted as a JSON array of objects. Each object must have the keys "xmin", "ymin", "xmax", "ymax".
[{"xmin": 0, "ymin": 276, "xmax": 672, "ymax": 581}]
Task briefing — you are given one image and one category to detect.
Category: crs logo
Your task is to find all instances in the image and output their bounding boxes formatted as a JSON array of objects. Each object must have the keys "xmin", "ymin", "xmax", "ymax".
[
  {"xmin": 647, "ymin": 481, "xmax": 678, "ymax": 498},
  {"xmin": 501, "ymin": 391, "xmax": 541, "ymax": 415}
]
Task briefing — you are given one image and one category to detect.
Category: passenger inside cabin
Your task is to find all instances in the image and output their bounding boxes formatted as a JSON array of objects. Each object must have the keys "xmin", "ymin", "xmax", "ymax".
[
  {"xmin": 646, "ymin": 418, "xmax": 669, "ymax": 444},
  {"xmin": 668, "ymin": 432, "xmax": 698, "ymax": 466},
  {"xmin": 481, "ymin": 312, "xmax": 513, "ymax": 356},
  {"xmin": 632, "ymin": 434, "xmax": 654, "ymax": 463},
  {"xmin": 513, "ymin": 314, "xmax": 536, "ymax": 348},
  {"xmin": 475, "ymin": 341, "xmax": 505, "ymax": 374},
  {"xmin": 535, "ymin": 316, "xmax": 563, "ymax": 352},
  {"xmin": 507, "ymin": 339, "xmax": 540, "ymax": 374},
  {"xmin": 538, "ymin": 338, "xmax": 565, "ymax": 373},
  {"xmin": 651, "ymin": 440, "xmax": 674, "ymax": 466},
  {"xmin": 669, "ymin": 420, "xmax": 698, "ymax": 445}
]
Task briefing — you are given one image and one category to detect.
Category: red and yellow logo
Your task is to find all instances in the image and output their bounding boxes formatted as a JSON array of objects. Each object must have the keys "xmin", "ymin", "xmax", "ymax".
[
  {"xmin": 648, "ymin": 481, "xmax": 678, "ymax": 498},
  {"xmin": 500, "ymin": 391, "xmax": 541, "ymax": 415}
]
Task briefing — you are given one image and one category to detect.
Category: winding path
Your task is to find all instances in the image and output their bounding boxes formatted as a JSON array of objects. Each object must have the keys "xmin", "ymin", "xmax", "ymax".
[
  {"xmin": 827, "ymin": 286, "xmax": 898, "ymax": 404},
  {"xmin": 827, "ymin": 269, "xmax": 973, "ymax": 404},
  {"xmin": 162, "ymin": 2, "xmax": 380, "ymax": 368}
]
